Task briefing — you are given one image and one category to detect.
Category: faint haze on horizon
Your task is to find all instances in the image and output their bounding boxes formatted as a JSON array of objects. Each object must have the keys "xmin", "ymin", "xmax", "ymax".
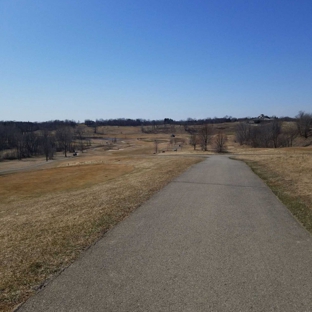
[{"xmin": 0, "ymin": 0, "xmax": 311, "ymax": 122}]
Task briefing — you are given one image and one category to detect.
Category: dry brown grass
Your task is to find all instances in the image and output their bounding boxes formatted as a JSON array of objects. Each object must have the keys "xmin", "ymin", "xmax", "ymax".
[
  {"xmin": 0, "ymin": 164, "xmax": 133, "ymax": 203},
  {"xmin": 0, "ymin": 143, "xmax": 203, "ymax": 311},
  {"xmin": 234, "ymin": 148, "xmax": 312, "ymax": 204},
  {"xmin": 1, "ymin": 123, "xmax": 311, "ymax": 311},
  {"xmin": 234, "ymin": 147, "xmax": 312, "ymax": 232}
]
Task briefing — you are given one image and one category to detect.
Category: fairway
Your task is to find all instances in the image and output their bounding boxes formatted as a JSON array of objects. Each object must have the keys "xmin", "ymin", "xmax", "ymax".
[
  {"xmin": 18, "ymin": 156, "xmax": 312, "ymax": 312},
  {"xmin": 1, "ymin": 124, "xmax": 312, "ymax": 311},
  {"xmin": 0, "ymin": 163, "xmax": 134, "ymax": 202},
  {"xmin": 0, "ymin": 137, "xmax": 204, "ymax": 311}
]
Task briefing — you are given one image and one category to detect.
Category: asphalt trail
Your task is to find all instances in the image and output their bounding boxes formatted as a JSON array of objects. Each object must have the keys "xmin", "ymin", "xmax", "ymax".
[{"xmin": 18, "ymin": 155, "xmax": 312, "ymax": 311}]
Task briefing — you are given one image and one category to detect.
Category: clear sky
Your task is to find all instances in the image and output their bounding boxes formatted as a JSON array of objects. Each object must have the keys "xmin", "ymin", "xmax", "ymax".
[{"xmin": 1, "ymin": 0, "xmax": 311, "ymax": 122}]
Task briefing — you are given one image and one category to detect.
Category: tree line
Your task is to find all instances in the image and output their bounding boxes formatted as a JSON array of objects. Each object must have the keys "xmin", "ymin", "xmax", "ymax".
[
  {"xmin": 0, "ymin": 112, "xmax": 310, "ymax": 160},
  {"xmin": 186, "ymin": 111, "xmax": 311, "ymax": 152},
  {"xmin": 0, "ymin": 121, "xmax": 88, "ymax": 161},
  {"xmin": 84, "ymin": 116, "xmax": 251, "ymax": 132},
  {"xmin": 85, "ymin": 117, "xmax": 236, "ymax": 127},
  {"xmin": 235, "ymin": 111, "xmax": 312, "ymax": 148}
]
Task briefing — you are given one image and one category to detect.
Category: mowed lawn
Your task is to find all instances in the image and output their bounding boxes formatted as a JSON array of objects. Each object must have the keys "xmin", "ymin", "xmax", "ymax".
[
  {"xmin": 0, "ymin": 152, "xmax": 203, "ymax": 312},
  {"xmin": 0, "ymin": 163, "xmax": 134, "ymax": 202}
]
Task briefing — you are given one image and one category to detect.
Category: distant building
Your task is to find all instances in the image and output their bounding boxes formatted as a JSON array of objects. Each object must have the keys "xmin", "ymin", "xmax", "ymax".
[{"xmin": 258, "ymin": 114, "xmax": 271, "ymax": 120}]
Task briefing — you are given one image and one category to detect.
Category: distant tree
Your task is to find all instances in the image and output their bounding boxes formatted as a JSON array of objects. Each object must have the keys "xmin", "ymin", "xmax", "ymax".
[
  {"xmin": 164, "ymin": 118, "xmax": 174, "ymax": 124},
  {"xmin": 95, "ymin": 119, "xmax": 105, "ymax": 134},
  {"xmin": 214, "ymin": 131, "xmax": 227, "ymax": 153},
  {"xmin": 84, "ymin": 119, "xmax": 98, "ymax": 133},
  {"xmin": 84, "ymin": 119, "xmax": 94, "ymax": 127},
  {"xmin": 282, "ymin": 123, "xmax": 298, "ymax": 147},
  {"xmin": 190, "ymin": 133, "xmax": 198, "ymax": 150},
  {"xmin": 271, "ymin": 119, "xmax": 282, "ymax": 148},
  {"xmin": 249, "ymin": 126, "xmax": 262, "ymax": 148},
  {"xmin": 235, "ymin": 122, "xmax": 251, "ymax": 145},
  {"xmin": 93, "ymin": 121, "xmax": 98, "ymax": 134},
  {"xmin": 14, "ymin": 130, "xmax": 24, "ymax": 160},
  {"xmin": 24, "ymin": 131, "xmax": 41, "ymax": 156},
  {"xmin": 200, "ymin": 124, "xmax": 213, "ymax": 151},
  {"xmin": 75, "ymin": 125, "xmax": 86, "ymax": 153},
  {"xmin": 42, "ymin": 130, "xmax": 55, "ymax": 161},
  {"xmin": 184, "ymin": 125, "xmax": 196, "ymax": 134},
  {"xmin": 0, "ymin": 124, "xmax": 12, "ymax": 151},
  {"xmin": 296, "ymin": 111, "xmax": 312, "ymax": 138},
  {"xmin": 263, "ymin": 125, "xmax": 273, "ymax": 147},
  {"xmin": 56, "ymin": 126, "xmax": 73, "ymax": 157}
]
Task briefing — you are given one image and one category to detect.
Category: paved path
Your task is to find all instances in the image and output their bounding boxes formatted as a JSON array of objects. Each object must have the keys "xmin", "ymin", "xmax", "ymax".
[{"xmin": 19, "ymin": 156, "xmax": 312, "ymax": 312}]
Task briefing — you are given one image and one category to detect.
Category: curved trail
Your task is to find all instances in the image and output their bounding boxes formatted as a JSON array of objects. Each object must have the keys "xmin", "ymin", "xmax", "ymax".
[{"xmin": 19, "ymin": 156, "xmax": 312, "ymax": 311}]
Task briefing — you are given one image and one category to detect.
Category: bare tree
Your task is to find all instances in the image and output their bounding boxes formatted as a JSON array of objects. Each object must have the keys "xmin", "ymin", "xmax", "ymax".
[
  {"xmin": 14, "ymin": 130, "xmax": 24, "ymax": 160},
  {"xmin": 56, "ymin": 126, "xmax": 73, "ymax": 157},
  {"xmin": 249, "ymin": 126, "xmax": 262, "ymax": 148},
  {"xmin": 214, "ymin": 131, "xmax": 227, "ymax": 153},
  {"xmin": 24, "ymin": 132, "xmax": 41, "ymax": 156},
  {"xmin": 200, "ymin": 124, "xmax": 213, "ymax": 151},
  {"xmin": 235, "ymin": 122, "xmax": 251, "ymax": 145},
  {"xmin": 271, "ymin": 119, "xmax": 282, "ymax": 148},
  {"xmin": 190, "ymin": 133, "xmax": 198, "ymax": 150},
  {"xmin": 249, "ymin": 123, "xmax": 274, "ymax": 148},
  {"xmin": 0, "ymin": 124, "xmax": 7, "ymax": 151},
  {"xmin": 75, "ymin": 125, "xmax": 86, "ymax": 153},
  {"xmin": 282, "ymin": 123, "xmax": 298, "ymax": 147},
  {"xmin": 296, "ymin": 111, "xmax": 312, "ymax": 138},
  {"xmin": 42, "ymin": 130, "xmax": 55, "ymax": 161},
  {"xmin": 262, "ymin": 124, "xmax": 273, "ymax": 147}
]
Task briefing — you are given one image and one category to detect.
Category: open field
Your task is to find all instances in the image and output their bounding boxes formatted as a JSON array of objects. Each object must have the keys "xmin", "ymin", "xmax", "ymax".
[
  {"xmin": 1, "ymin": 123, "xmax": 311, "ymax": 311},
  {"xmin": 234, "ymin": 147, "xmax": 312, "ymax": 233},
  {"xmin": 0, "ymin": 126, "xmax": 205, "ymax": 311},
  {"xmin": 221, "ymin": 129, "xmax": 312, "ymax": 230}
]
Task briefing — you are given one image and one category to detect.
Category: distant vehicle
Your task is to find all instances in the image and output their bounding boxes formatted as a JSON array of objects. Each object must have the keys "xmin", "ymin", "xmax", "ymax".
[{"xmin": 73, "ymin": 152, "xmax": 78, "ymax": 156}]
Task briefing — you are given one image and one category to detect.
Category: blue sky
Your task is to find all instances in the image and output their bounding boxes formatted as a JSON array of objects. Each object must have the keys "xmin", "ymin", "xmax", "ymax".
[{"xmin": 0, "ymin": 0, "xmax": 311, "ymax": 122}]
